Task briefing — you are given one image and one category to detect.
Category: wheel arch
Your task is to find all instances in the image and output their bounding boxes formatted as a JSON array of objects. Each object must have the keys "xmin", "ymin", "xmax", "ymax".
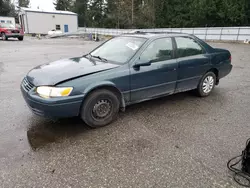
[
  {"xmin": 82, "ymin": 82, "xmax": 126, "ymax": 111},
  {"xmin": 207, "ymin": 68, "xmax": 219, "ymax": 84}
]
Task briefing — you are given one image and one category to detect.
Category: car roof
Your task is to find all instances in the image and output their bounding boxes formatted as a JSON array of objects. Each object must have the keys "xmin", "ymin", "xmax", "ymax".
[
  {"xmin": 120, "ymin": 32, "xmax": 193, "ymax": 39},
  {"xmin": 119, "ymin": 32, "xmax": 214, "ymax": 53}
]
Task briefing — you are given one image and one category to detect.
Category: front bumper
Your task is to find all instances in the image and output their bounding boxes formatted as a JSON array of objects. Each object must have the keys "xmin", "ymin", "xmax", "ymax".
[
  {"xmin": 21, "ymin": 84, "xmax": 84, "ymax": 118},
  {"xmin": 6, "ymin": 33, "xmax": 23, "ymax": 37}
]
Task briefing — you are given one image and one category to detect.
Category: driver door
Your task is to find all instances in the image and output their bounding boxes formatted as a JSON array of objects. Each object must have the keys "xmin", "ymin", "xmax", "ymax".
[{"xmin": 130, "ymin": 37, "xmax": 178, "ymax": 102}]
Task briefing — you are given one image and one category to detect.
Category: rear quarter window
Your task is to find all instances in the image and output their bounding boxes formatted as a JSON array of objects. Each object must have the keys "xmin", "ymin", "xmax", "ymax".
[{"xmin": 175, "ymin": 37, "xmax": 205, "ymax": 58}]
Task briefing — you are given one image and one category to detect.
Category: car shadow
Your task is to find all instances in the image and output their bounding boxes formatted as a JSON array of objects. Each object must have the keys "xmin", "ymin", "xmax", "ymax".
[
  {"xmin": 26, "ymin": 89, "xmax": 225, "ymax": 150},
  {"xmin": 1, "ymin": 38, "xmax": 19, "ymax": 41},
  {"xmin": 26, "ymin": 117, "xmax": 91, "ymax": 150}
]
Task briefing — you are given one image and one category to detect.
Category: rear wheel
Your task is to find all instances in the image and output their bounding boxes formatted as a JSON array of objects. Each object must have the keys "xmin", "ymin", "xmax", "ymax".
[
  {"xmin": 197, "ymin": 72, "xmax": 216, "ymax": 97},
  {"xmin": 81, "ymin": 89, "xmax": 120, "ymax": 128},
  {"xmin": 18, "ymin": 36, "xmax": 24, "ymax": 41},
  {"xmin": 1, "ymin": 33, "xmax": 8, "ymax": 41}
]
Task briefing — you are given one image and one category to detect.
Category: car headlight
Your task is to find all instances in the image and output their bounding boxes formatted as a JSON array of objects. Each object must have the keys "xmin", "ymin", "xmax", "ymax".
[{"xmin": 36, "ymin": 86, "xmax": 73, "ymax": 98}]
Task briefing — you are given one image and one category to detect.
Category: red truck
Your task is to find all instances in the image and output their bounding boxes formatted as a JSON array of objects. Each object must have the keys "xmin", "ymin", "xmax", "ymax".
[{"xmin": 0, "ymin": 23, "xmax": 24, "ymax": 41}]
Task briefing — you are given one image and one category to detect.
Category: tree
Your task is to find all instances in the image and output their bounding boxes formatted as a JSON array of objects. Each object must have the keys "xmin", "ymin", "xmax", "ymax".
[
  {"xmin": 54, "ymin": 0, "xmax": 73, "ymax": 11},
  {"xmin": 133, "ymin": 0, "xmax": 156, "ymax": 28},
  {"xmin": 55, "ymin": 0, "xmax": 250, "ymax": 28},
  {"xmin": 247, "ymin": 0, "xmax": 250, "ymax": 24},
  {"xmin": 73, "ymin": 0, "xmax": 89, "ymax": 27},
  {"xmin": 0, "ymin": 0, "xmax": 16, "ymax": 17},
  {"xmin": 88, "ymin": 0, "xmax": 107, "ymax": 27},
  {"xmin": 103, "ymin": 0, "xmax": 118, "ymax": 28},
  {"xmin": 18, "ymin": 0, "xmax": 29, "ymax": 7}
]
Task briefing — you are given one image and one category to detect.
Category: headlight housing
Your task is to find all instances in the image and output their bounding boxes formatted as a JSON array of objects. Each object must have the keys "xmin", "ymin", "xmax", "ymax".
[{"xmin": 36, "ymin": 86, "xmax": 73, "ymax": 98}]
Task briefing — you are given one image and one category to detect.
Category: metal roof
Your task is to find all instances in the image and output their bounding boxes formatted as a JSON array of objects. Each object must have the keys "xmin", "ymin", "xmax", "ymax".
[{"xmin": 19, "ymin": 7, "xmax": 77, "ymax": 16}]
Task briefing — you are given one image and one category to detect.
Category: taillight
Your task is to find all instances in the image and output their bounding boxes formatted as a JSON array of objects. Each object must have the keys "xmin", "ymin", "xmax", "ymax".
[{"xmin": 229, "ymin": 56, "xmax": 232, "ymax": 61}]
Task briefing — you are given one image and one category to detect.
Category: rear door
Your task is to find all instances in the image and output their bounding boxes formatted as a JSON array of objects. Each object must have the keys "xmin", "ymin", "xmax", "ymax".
[
  {"xmin": 174, "ymin": 36, "xmax": 211, "ymax": 92},
  {"xmin": 130, "ymin": 37, "xmax": 178, "ymax": 102}
]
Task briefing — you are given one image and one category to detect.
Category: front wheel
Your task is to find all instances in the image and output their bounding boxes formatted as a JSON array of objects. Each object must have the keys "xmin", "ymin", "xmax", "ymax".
[
  {"xmin": 81, "ymin": 89, "xmax": 120, "ymax": 128},
  {"xmin": 18, "ymin": 36, "xmax": 24, "ymax": 41},
  {"xmin": 197, "ymin": 72, "xmax": 216, "ymax": 97},
  {"xmin": 2, "ymin": 33, "xmax": 8, "ymax": 41}
]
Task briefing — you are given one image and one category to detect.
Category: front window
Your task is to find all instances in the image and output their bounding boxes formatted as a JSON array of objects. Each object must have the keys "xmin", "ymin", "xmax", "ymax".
[
  {"xmin": 90, "ymin": 36, "xmax": 147, "ymax": 64},
  {"xmin": 140, "ymin": 38, "xmax": 173, "ymax": 63}
]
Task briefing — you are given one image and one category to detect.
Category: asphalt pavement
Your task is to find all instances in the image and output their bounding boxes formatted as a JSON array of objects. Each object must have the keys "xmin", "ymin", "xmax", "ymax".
[{"xmin": 0, "ymin": 37, "xmax": 250, "ymax": 188}]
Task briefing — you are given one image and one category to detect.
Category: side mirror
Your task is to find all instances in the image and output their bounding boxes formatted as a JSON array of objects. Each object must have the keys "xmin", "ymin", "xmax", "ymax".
[{"xmin": 133, "ymin": 61, "xmax": 152, "ymax": 68}]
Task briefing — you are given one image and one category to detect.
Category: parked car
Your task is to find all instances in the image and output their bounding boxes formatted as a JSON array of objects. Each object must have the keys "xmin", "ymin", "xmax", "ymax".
[
  {"xmin": 0, "ymin": 23, "xmax": 24, "ymax": 41},
  {"xmin": 21, "ymin": 33, "xmax": 232, "ymax": 127},
  {"xmin": 129, "ymin": 30, "xmax": 141, "ymax": 33},
  {"xmin": 48, "ymin": 29, "xmax": 63, "ymax": 36}
]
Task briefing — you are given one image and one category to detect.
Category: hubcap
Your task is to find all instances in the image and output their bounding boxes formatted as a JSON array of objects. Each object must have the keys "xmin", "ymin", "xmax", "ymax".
[
  {"xmin": 92, "ymin": 99, "xmax": 112, "ymax": 119},
  {"xmin": 202, "ymin": 76, "xmax": 214, "ymax": 93}
]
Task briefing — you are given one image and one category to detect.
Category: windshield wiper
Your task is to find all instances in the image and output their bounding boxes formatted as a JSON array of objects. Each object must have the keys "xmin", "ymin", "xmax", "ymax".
[
  {"xmin": 91, "ymin": 55, "xmax": 108, "ymax": 62},
  {"xmin": 85, "ymin": 54, "xmax": 108, "ymax": 63}
]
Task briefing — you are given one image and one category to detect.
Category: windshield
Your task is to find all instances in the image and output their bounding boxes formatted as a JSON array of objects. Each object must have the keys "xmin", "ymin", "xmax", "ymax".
[
  {"xmin": 0, "ymin": 23, "xmax": 15, "ymax": 28},
  {"xmin": 90, "ymin": 36, "xmax": 146, "ymax": 64}
]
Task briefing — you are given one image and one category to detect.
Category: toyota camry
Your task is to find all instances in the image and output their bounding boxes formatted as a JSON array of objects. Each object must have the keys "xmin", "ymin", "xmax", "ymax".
[{"xmin": 21, "ymin": 32, "xmax": 232, "ymax": 127}]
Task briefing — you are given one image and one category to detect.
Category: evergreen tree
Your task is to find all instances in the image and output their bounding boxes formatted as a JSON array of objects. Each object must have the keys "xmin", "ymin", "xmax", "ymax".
[
  {"xmin": 88, "ymin": 0, "xmax": 107, "ymax": 27},
  {"xmin": 73, "ymin": 0, "xmax": 88, "ymax": 27},
  {"xmin": 54, "ymin": 0, "xmax": 73, "ymax": 11},
  {"xmin": 0, "ymin": 0, "xmax": 16, "ymax": 17},
  {"xmin": 18, "ymin": 0, "xmax": 29, "ymax": 7},
  {"xmin": 54, "ymin": 0, "xmax": 250, "ymax": 28}
]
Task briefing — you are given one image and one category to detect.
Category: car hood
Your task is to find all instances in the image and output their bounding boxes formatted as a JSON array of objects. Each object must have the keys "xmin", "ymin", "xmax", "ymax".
[{"xmin": 26, "ymin": 57, "xmax": 120, "ymax": 86}]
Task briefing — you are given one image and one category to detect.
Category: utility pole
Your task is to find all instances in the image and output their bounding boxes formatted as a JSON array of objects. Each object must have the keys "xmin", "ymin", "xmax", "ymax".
[
  {"xmin": 152, "ymin": 0, "xmax": 155, "ymax": 27},
  {"xmin": 131, "ymin": 0, "xmax": 134, "ymax": 28}
]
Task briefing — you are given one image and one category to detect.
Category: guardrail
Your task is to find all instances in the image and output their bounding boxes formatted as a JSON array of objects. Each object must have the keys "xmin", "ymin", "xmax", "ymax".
[{"xmin": 78, "ymin": 27, "xmax": 250, "ymax": 41}]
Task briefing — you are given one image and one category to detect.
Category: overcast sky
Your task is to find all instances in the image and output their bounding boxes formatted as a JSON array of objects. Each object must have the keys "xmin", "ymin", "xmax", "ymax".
[{"xmin": 30, "ymin": 0, "xmax": 55, "ymax": 10}]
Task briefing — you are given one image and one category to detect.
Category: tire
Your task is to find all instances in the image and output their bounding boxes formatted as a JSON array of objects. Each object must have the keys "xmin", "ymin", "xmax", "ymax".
[
  {"xmin": 18, "ymin": 36, "xmax": 24, "ymax": 41},
  {"xmin": 2, "ymin": 33, "xmax": 8, "ymax": 41},
  {"xmin": 197, "ymin": 72, "xmax": 216, "ymax": 97},
  {"xmin": 81, "ymin": 89, "xmax": 120, "ymax": 128}
]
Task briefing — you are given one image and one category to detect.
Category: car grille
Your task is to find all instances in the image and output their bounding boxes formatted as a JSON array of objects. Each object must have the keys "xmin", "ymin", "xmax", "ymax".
[
  {"xmin": 12, "ymin": 30, "xmax": 19, "ymax": 33},
  {"xmin": 22, "ymin": 77, "xmax": 34, "ymax": 92}
]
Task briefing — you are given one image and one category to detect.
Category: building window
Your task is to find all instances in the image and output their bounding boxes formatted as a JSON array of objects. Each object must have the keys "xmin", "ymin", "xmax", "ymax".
[
  {"xmin": 1, "ymin": 20, "xmax": 5, "ymax": 23},
  {"xmin": 56, "ymin": 25, "xmax": 61, "ymax": 30}
]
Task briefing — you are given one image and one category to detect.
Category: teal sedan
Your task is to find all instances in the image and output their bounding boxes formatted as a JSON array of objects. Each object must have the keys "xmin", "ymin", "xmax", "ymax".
[{"xmin": 21, "ymin": 33, "xmax": 232, "ymax": 127}]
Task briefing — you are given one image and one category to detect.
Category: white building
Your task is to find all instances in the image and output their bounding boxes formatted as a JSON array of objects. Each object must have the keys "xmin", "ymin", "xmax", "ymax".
[
  {"xmin": 18, "ymin": 7, "xmax": 78, "ymax": 34},
  {"xmin": 0, "ymin": 16, "xmax": 15, "ymax": 25}
]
